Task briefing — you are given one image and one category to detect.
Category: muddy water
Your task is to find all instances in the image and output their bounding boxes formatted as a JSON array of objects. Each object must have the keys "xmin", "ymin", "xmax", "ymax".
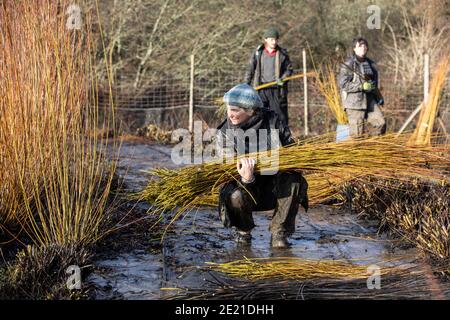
[{"xmin": 88, "ymin": 141, "xmax": 448, "ymax": 300}]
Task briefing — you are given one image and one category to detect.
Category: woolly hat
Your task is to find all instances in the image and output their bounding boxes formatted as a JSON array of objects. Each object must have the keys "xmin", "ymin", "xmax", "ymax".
[
  {"xmin": 223, "ymin": 83, "xmax": 263, "ymax": 110},
  {"xmin": 263, "ymin": 27, "xmax": 280, "ymax": 39}
]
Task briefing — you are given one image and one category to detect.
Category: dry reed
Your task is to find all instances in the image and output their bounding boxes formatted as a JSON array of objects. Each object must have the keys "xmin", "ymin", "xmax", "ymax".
[
  {"xmin": 315, "ymin": 62, "xmax": 348, "ymax": 125},
  {"xmin": 169, "ymin": 259, "xmax": 448, "ymax": 300},
  {"xmin": 408, "ymin": 55, "xmax": 450, "ymax": 146},
  {"xmin": 0, "ymin": 0, "xmax": 118, "ymax": 247},
  {"xmin": 206, "ymin": 257, "xmax": 419, "ymax": 281},
  {"xmin": 138, "ymin": 133, "xmax": 450, "ymax": 232},
  {"xmin": 345, "ymin": 178, "xmax": 450, "ymax": 260}
]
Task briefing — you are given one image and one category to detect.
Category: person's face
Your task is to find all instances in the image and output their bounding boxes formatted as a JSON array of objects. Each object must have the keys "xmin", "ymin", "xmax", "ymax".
[
  {"xmin": 264, "ymin": 37, "xmax": 278, "ymax": 50},
  {"xmin": 353, "ymin": 41, "xmax": 368, "ymax": 58},
  {"xmin": 227, "ymin": 106, "xmax": 253, "ymax": 125}
]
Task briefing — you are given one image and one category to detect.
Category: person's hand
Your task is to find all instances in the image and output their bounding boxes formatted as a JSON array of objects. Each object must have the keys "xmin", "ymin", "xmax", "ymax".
[
  {"xmin": 276, "ymin": 78, "xmax": 284, "ymax": 86},
  {"xmin": 237, "ymin": 158, "xmax": 256, "ymax": 184},
  {"xmin": 363, "ymin": 81, "xmax": 376, "ymax": 92}
]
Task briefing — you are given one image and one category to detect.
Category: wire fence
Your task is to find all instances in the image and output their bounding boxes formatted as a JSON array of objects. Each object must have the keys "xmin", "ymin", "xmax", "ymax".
[{"xmin": 99, "ymin": 68, "xmax": 450, "ymax": 136}]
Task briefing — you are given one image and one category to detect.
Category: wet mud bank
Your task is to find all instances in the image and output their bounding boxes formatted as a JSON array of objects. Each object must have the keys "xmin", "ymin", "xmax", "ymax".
[{"xmin": 87, "ymin": 140, "xmax": 449, "ymax": 300}]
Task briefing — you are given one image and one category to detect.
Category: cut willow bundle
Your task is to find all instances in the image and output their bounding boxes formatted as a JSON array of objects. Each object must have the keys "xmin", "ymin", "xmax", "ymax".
[
  {"xmin": 315, "ymin": 63, "xmax": 348, "ymax": 125},
  {"xmin": 170, "ymin": 171, "xmax": 355, "ymax": 208},
  {"xmin": 171, "ymin": 259, "xmax": 447, "ymax": 300},
  {"xmin": 138, "ymin": 133, "xmax": 450, "ymax": 228},
  {"xmin": 408, "ymin": 55, "xmax": 450, "ymax": 146},
  {"xmin": 171, "ymin": 275, "xmax": 443, "ymax": 300},
  {"xmin": 206, "ymin": 257, "xmax": 418, "ymax": 281}
]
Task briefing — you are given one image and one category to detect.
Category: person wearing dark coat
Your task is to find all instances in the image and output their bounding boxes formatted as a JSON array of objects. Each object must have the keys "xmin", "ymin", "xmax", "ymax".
[
  {"xmin": 244, "ymin": 27, "xmax": 293, "ymax": 126},
  {"xmin": 216, "ymin": 83, "xmax": 308, "ymax": 248}
]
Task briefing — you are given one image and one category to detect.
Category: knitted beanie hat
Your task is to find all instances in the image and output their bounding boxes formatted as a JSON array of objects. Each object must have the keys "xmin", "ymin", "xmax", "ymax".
[
  {"xmin": 263, "ymin": 27, "xmax": 280, "ymax": 39},
  {"xmin": 223, "ymin": 83, "xmax": 263, "ymax": 110}
]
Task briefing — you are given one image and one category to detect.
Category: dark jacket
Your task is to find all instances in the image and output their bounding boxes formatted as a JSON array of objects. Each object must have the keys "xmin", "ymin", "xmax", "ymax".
[
  {"xmin": 216, "ymin": 109, "xmax": 309, "ymax": 223},
  {"xmin": 216, "ymin": 109, "xmax": 294, "ymax": 158},
  {"xmin": 244, "ymin": 44, "xmax": 293, "ymax": 95},
  {"xmin": 338, "ymin": 55, "xmax": 378, "ymax": 110}
]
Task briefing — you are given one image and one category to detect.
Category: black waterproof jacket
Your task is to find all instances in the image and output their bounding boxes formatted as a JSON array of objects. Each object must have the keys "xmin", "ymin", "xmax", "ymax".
[
  {"xmin": 244, "ymin": 44, "xmax": 293, "ymax": 96},
  {"xmin": 216, "ymin": 109, "xmax": 294, "ymax": 158}
]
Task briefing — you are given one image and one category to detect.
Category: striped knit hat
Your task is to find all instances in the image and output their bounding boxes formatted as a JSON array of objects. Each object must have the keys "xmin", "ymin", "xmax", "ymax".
[{"xmin": 223, "ymin": 83, "xmax": 263, "ymax": 110}]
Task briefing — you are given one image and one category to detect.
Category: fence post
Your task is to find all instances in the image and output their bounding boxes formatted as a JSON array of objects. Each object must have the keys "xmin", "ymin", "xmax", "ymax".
[
  {"xmin": 189, "ymin": 54, "xmax": 195, "ymax": 132},
  {"xmin": 397, "ymin": 52, "xmax": 430, "ymax": 136},
  {"xmin": 423, "ymin": 53, "xmax": 429, "ymax": 104},
  {"xmin": 302, "ymin": 49, "xmax": 308, "ymax": 136}
]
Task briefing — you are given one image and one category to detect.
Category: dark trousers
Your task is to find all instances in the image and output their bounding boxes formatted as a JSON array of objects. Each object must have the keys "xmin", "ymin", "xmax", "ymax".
[
  {"xmin": 218, "ymin": 172, "xmax": 308, "ymax": 236},
  {"xmin": 258, "ymin": 87, "xmax": 289, "ymax": 125}
]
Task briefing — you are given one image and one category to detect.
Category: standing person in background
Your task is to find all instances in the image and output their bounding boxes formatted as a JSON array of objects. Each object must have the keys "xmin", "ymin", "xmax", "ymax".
[
  {"xmin": 338, "ymin": 37, "xmax": 386, "ymax": 137},
  {"xmin": 245, "ymin": 27, "xmax": 293, "ymax": 126}
]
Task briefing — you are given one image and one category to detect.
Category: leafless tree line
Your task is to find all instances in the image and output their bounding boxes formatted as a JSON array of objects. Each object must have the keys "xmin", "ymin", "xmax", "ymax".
[{"xmin": 87, "ymin": 0, "xmax": 449, "ymax": 91}]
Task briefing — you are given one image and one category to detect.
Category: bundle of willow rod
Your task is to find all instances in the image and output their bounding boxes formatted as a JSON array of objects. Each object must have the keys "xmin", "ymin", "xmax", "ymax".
[
  {"xmin": 206, "ymin": 257, "xmax": 419, "ymax": 281},
  {"xmin": 171, "ymin": 276, "xmax": 444, "ymax": 300},
  {"xmin": 315, "ymin": 62, "xmax": 348, "ymax": 125},
  {"xmin": 192, "ymin": 171, "xmax": 356, "ymax": 208},
  {"xmin": 171, "ymin": 262, "xmax": 447, "ymax": 300},
  {"xmin": 138, "ymin": 133, "xmax": 450, "ymax": 227},
  {"xmin": 408, "ymin": 55, "xmax": 450, "ymax": 146}
]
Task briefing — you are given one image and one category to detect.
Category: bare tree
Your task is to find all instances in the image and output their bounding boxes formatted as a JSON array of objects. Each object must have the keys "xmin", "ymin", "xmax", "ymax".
[
  {"xmin": 89, "ymin": 0, "xmax": 449, "ymax": 90},
  {"xmin": 383, "ymin": 0, "xmax": 449, "ymax": 85}
]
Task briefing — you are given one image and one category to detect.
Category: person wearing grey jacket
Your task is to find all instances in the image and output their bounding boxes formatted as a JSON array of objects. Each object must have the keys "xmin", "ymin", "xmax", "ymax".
[{"xmin": 338, "ymin": 37, "xmax": 386, "ymax": 137}]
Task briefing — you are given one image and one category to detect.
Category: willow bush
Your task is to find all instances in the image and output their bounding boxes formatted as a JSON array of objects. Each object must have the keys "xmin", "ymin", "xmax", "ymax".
[{"xmin": 0, "ymin": 0, "xmax": 118, "ymax": 248}]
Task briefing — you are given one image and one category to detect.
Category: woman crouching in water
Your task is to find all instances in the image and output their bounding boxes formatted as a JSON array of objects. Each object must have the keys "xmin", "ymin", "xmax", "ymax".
[{"xmin": 216, "ymin": 83, "xmax": 308, "ymax": 248}]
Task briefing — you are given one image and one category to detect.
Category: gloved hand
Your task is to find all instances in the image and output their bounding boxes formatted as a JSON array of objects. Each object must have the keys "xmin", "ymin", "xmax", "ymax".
[
  {"xmin": 362, "ymin": 81, "xmax": 376, "ymax": 92},
  {"xmin": 276, "ymin": 78, "xmax": 284, "ymax": 86},
  {"xmin": 377, "ymin": 98, "xmax": 384, "ymax": 106}
]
